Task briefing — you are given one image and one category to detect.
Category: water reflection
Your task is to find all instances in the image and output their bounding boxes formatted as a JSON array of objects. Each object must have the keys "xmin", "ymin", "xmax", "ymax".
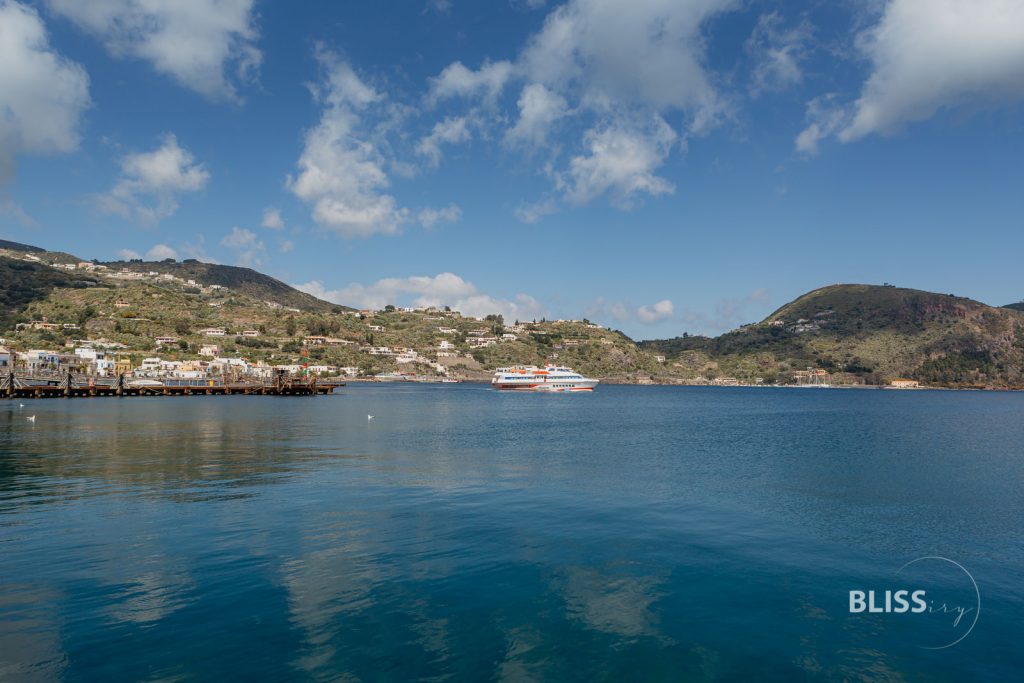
[{"xmin": 1, "ymin": 387, "xmax": 1022, "ymax": 679}]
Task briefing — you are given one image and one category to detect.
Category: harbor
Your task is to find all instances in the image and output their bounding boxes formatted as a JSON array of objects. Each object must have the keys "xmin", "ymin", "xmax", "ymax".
[{"xmin": 2, "ymin": 371, "xmax": 344, "ymax": 399}]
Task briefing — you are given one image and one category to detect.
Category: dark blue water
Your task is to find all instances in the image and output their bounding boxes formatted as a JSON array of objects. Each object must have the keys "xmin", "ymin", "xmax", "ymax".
[{"xmin": 1, "ymin": 385, "xmax": 1021, "ymax": 681}]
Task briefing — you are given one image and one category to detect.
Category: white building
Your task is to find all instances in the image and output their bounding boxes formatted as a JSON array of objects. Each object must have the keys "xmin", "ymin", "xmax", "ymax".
[
  {"xmin": 202, "ymin": 328, "xmax": 227, "ymax": 337},
  {"xmin": 199, "ymin": 344, "xmax": 220, "ymax": 357},
  {"xmin": 438, "ymin": 340, "xmax": 456, "ymax": 350},
  {"xmin": 0, "ymin": 346, "xmax": 11, "ymax": 369}
]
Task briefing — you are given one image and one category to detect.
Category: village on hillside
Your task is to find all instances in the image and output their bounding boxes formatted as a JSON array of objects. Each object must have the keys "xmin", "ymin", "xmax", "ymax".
[{"xmin": 0, "ymin": 247, "xmax": 657, "ymax": 385}]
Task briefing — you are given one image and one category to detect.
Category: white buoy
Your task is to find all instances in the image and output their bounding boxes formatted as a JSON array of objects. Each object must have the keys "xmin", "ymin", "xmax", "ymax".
[
  {"xmin": 26, "ymin": 415, "xmax": 35, "ymax": 422},
  {"xmin": 367, "ymin": 414, "xmax": 374, "ymax": 420},
  {"xmin": 19, "ymin": 403, "xmax": 24, "ymax": 408}
]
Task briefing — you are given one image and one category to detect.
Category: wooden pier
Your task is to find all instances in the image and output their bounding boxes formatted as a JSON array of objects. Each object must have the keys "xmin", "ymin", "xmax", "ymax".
[{"xmin": 2, "ymin": 371, "xmax": 344, "ymax": 399}]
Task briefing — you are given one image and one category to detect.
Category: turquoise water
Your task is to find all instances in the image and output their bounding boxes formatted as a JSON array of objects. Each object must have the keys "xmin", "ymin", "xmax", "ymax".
[{"xmin": 1, "ymin": 385, "xmax": 1021, "ymax": 681}]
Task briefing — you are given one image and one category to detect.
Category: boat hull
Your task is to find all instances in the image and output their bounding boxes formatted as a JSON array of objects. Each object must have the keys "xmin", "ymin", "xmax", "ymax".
[{"xmin": 491, "ymin": 379, "xmax": 599, "ymax": 391}]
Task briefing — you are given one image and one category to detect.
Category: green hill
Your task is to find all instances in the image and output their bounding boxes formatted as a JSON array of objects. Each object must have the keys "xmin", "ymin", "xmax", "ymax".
[
  {"xmin": 0, "ymin": 239, "xmax": 46, "ymax": 253},
  {"xmin": 100, "ymin": 259, "xmax": 349, "ymax": 313},
  {"xmin": 643, "ymin": 284, "xmax": 1024, "ymax": 387},
  {"xmin": 3, "ymin": 240, "xmax": 1023, "ymax": 387},
  {"xmin": 0, "ymin": 256, "xmax": 101, "ymax": 331}
]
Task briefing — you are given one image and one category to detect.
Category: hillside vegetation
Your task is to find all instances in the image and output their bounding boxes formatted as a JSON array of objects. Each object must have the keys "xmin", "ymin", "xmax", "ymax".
[
  {"xmin": 100, "ymin": 259, "xmax": 348, "ymax": 313},
  {"xmin": 643, "ymin": 284, "xmax": 1024, "ymax": 387},
  {"xmin": 3, "ymin": 240, "xmax": 1023, "ymax": 387}
]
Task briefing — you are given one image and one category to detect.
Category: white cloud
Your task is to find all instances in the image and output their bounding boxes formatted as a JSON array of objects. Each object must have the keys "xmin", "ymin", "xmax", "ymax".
[
  {"xmin": 295, "ymin": 272, "xmax": 546, "ymax": 320},
  {"xmin": 417, "ymin": 203, "xmax": 462, "ymax": 228},
  {"xmin": 416, "ymin": 116, "xmax": 472, "ymax": 167},
  {"xmin": 427, "ymin": 60, "xmax": 514, "ymax": 104},
  {"xmin": 514, "ymin": 197, "xmax": 558, "ymax": 224},
  {"xmin": 180, "ymin": 234, "xmax": 217, "ymax": 262},
  {"xmin": 116, "ymin": 248, "xmax": 140, "ymax": 260},
  {"xmin": 279, "ymin": 239, "xmax": 294, "ymax": 253},
  {"xmin": 44, "ymin": 0, "xmax": 261, "ymax": 101},
  {"xmin": 98, "ymin": 133, "xmax": 210, "ymax": 224},
  {"xmin": 0, "ymin": 1, "xmax": 90, "ymax": 185},
  {"xmin": 586, "ymin": 298, "xmax": 630, "ymax": 323},
  {"xmin": 746, "ymin": 12, "xmax": 812, "ymax": 97},
  {"xmin": 425, "ymin": 0, "xmax": 736, "ymax": 212},
  {"xmin": 261, "ymin": 206, "xmax": 284, "ymax": 229},
  {"xmin": 220, "ymin": 226, "xmax": 264, "ymax": 267},
  {"xmin": 799, "ymin": 0, "xmax": 1024, "ymax": 150},
  {"xmin": 559, "ymin": 117, "xmax": 678, "ymax": 207},
  {"xmin": 505, "ymin": 83, "xmax": 569, "ymax": 148},
  {"xmin": 145, "ymin": 243, "xmax": 177, "ymax": 260},
  {"xmin": 519, "ymin": 0, "xmax": 734, "ymax": 129},
  {"xmin": 636, "ymin": 299, "xmax": 674, "ymax": 324},
  {"xmin": 795, "ymin": 94, "xmax": 849, "ymax": 156},
  {"xmin": 288, "ymin": 52, "xmax": 408, "ymax": 238}
]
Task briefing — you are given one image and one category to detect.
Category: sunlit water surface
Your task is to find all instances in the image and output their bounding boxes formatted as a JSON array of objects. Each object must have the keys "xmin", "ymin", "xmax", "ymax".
[{"xmin": 1, "ymin": 385, "xmax": 1022, "ymax": 681}]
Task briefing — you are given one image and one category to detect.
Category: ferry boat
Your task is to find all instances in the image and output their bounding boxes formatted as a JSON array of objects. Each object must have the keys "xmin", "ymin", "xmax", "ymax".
[{"xmin": 491, "ymin": 365, "xmax": 599, "ymax": 392}]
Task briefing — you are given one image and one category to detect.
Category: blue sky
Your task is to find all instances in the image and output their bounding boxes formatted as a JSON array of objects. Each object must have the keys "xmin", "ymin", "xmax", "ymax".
[{"xmin": 2, "ymin": 0, "xmax": 1023, "ymax": 339}]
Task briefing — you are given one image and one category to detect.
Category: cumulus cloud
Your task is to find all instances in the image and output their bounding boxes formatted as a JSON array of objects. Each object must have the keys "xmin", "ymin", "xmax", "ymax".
[
  {"xmin": 427, "ymin": 60, "xmax": 514, "ymax": 104},
  {"xmin": 416, "ymin": 116, "xmax": 472, "ymax": 167},
  {"xmin": 559, "ymin": 117, "xmax": 678, "ymax": 207},
  {"xmin": 424, "ymin": 0, "xmax": 736, "ymax": 216},
  {"xmin": 220, "ymin": 226, "xmax": 264, "ymax": 267},
  {"xmin": 798, "ymin": 0, "xmax": 1024, "ymax": 151},
  {"xmin": 44, "ymin": 0, "xmax": 261, "ymax": 101},
  {"xmin": 116, "ymin": 248, "xmax": 140, "ymax": 260},
  {"xmin": 279, "ymin": 239, "xmax": 294, "ymax": 253},
  {"xmin": 505, "ymin": 83, "xmax": 569, "ymax": 148},
  {"xmin": 261, "ymin": 206, "xmax": 284, "ymax": 229},
  {"xmin": 287, "ymin": 51, "xmax": 408, "ymax": 238},
  {"xmin": 746, "ymin": 12, "xmax": 812, "ymax": 97},
  {"xmin": 98, "ymin": 133, "xmax": 210, "ymax": 224},
  {"xmin": 636, "ymin": 299, "xmax": 674, "ymax": 324},
  {"xmin": 145, "ymin": 243, "xmax": 177, "ymax": 260},
  {"xmin": 0, "ymin": 1, "xmax": 90, "ymax": 186},
  {"xmin": 417, "ymin": 203, "xmax": 462, "ymax": 228},
  {"xmin": 518, "ymin": 0, "xmax": 733, "ymax": 129},
  {"xmin": 295, "ymin": 272, "xmax": 546, "ymax": 320}
]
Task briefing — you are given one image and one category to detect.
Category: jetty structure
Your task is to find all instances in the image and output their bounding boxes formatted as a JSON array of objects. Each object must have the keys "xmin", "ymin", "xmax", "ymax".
[{"xmin": 2, "ymin": 370, "xmax": 343, "ymax": 399}]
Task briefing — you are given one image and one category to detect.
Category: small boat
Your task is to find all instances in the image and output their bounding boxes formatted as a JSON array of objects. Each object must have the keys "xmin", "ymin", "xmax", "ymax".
[{"xmin": 491, "ymin": 365, "xmax": 599, "ymax": 392}]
